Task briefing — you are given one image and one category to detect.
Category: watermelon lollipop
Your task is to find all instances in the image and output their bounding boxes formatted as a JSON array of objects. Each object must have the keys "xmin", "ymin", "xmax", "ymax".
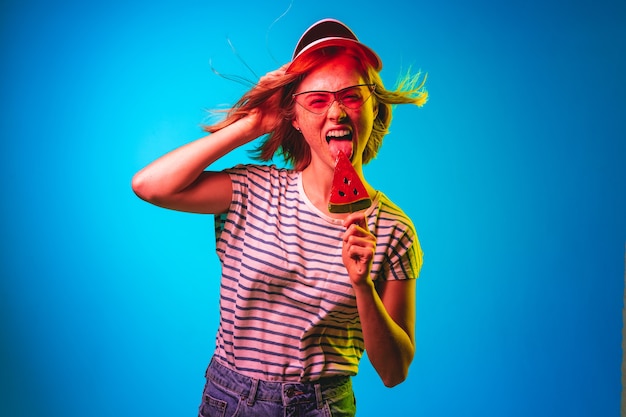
[{"xmin": 328, "ymin": 151, "xmax": 372, "ymax": 213}]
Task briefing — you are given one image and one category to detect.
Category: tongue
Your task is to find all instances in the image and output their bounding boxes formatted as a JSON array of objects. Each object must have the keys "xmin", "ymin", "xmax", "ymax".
[{"xmin": 328, "ymin": 139, "xmax": 353, "ymax": 160}]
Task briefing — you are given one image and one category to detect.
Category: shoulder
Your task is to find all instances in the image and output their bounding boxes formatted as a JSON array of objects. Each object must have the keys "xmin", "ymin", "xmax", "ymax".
[
  {"xmin": 225, "ymin": 164, "xmax": 296, "ymax": 181},
  {"xmin": 373, "ymin": 192, "xmax": 416, "ymax": 233},
  {"xmin": 225, "ymin": 164, "xmax": 299, "ymax": 203},
  {"xmin": 371, "ymin": 192, "xmax": 424, "ymax": 279}
]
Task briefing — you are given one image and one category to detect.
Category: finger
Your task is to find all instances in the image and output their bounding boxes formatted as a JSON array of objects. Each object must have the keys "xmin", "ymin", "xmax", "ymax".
[
  {"xmin": 342, "ymin": 224, "xmax": 373, "ymax": 246},
  {"xmin": 342, "ymin": 212, "xmax": 368, "ymax": 230},
  {"xmin": 342, "ymin": 225, "xmax": 363, "ymax": 243},
  {"xmin": 343, "ymin": 233, "xmax": 376, "ymax": 254}
]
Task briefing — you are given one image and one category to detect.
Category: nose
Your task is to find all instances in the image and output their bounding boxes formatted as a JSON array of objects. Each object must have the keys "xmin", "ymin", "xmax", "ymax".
[{"xmin": 327, "ymin": 99, "xmax": 347, "ymax": 120}]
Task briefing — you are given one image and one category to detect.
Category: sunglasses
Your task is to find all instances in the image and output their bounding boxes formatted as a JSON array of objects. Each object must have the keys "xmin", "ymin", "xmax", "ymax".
[{"xmin": 292, "ymin": 84, "xmax": 376, "ymax": 114}]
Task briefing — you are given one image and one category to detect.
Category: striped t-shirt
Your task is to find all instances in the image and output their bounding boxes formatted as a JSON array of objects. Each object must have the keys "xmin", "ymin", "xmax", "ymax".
[{"xmin": 213, "ymin": 164, "xmax": 422, "ymax": 382}]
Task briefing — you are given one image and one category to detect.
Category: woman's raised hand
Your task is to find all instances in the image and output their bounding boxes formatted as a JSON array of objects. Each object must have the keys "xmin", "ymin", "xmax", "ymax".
[{"xmin": 243, "ymin": 63, "xmax": 291, "ymax": 135}]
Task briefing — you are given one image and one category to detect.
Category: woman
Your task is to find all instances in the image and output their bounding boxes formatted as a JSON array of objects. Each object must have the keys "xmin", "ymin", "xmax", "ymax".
[{"xmin": 133, "ymin": 18, "xmax": 427, "ymax": 417}]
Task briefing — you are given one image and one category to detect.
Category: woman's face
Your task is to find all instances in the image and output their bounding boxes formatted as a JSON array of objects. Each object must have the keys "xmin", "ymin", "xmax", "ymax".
[{"xmin": 291, "ymin": 55, "xmax": 377, "ymax": 170}]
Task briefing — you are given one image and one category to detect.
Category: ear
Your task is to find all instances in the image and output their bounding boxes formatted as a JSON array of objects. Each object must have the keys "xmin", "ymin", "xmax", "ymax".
[{"xmin": 291, "ymin": 118, "xmax": 300, "ymax": 131}]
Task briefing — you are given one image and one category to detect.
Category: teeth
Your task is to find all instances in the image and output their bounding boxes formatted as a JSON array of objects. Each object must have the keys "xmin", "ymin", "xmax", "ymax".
[{"xmin": 326, "ymin": 129, "xmax": 351, "ymax": 139}]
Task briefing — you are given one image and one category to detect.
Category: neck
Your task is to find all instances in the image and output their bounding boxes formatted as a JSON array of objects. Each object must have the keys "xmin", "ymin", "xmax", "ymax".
[{"xmin": 301, "ymin": 163, "xmax": 334, "ymax": 208}]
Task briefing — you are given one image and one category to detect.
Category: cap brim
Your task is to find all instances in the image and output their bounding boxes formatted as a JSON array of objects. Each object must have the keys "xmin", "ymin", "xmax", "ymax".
[
  {"xmin": 286, "ymin": 19, "xmax": 382, "ymax": 72},
  {"xmin": 287, "ymin": 37, "xmax": 382, "ymax": 72}
]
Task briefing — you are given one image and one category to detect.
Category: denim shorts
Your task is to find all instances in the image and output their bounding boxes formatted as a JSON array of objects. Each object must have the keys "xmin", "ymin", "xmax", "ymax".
[{"xmin": 198, "ymin": 357, "xmax": 356, "ymax": 417}]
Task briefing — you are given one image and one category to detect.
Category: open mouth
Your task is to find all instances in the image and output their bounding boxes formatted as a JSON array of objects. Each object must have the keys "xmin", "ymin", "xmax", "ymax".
[
  {"xmin": 325, "ymin": 129, "xmax": 352, "ymax": 142},
  {"xmin": 326, "ymin": 129, "xmax": 353, "ymax": 160}
]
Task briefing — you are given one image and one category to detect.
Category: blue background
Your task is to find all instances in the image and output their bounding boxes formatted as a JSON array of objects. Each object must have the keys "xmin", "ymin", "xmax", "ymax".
[{"xmin": 1, "ymin": 0, "xmax": 624, "ymax": 416}]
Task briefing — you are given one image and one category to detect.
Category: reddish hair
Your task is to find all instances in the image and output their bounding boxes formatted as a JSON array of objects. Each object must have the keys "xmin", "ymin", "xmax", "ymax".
[{"xmin": 204, "ymin": 45, "xmax": 427, "ymax": 170}]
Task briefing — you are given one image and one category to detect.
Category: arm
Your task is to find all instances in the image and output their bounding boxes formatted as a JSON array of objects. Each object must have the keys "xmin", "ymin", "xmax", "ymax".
[
  {"xmin": 132, "ymin": 67, "xmax": 287, "ymax": 213},
  {"xmin": 342, "ymin": 213, "xmax": 416, "ymax": 387},
  {"xmin": 131, "ymin": 116, "xmax": 261, "ymax": 213}
]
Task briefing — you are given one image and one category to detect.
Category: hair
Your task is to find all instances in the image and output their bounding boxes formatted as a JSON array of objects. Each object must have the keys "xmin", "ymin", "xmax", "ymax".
[{"xmin": 204, "ymin": 45, "xmax": 428, "ymax": 171}]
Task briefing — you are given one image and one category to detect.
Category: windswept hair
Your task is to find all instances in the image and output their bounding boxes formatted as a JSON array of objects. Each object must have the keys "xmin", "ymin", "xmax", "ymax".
[{"xmin": 204, "ymin": 45, "xmax": 427, "ymax": 171}]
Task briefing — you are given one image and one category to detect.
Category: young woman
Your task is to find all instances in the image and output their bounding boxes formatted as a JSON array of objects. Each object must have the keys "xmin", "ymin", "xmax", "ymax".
[{"xmin": 133, "ymin": 18, "xmax": 427, "ymax": 417}]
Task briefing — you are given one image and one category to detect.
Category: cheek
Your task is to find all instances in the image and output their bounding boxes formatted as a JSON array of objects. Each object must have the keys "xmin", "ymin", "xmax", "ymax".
[
  {"xmin": 295, "ymin": 114, "xmax": 323, "ymax": 136},
  {"xmin": 357, "ymin": 108, "xmax": 376, "ymax": 134}
]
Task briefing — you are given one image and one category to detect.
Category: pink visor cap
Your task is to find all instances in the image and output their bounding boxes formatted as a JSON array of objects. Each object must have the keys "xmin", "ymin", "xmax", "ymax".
[{"xmin": 287, "ymin": 19, "xmax": 382, "ymax": 72}]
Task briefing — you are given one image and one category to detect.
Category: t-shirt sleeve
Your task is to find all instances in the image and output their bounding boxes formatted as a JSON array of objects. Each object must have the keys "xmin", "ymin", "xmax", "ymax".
[
  {"xmin": 384, "ymin": 222, "xmax": 423, "ymax": 281},
  {"xmin": 214, "ymin": 164, "xmax": 250, "ymax": 259},
  {"xmin": 373, "ymin": 197, "xmax": 423, "ymax": 282}
]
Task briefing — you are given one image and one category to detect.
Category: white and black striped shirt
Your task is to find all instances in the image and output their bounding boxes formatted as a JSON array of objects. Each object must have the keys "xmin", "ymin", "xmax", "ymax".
[{"xmin": 213, "ymin": 164, "xmax": 422, "ymax": 382}]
